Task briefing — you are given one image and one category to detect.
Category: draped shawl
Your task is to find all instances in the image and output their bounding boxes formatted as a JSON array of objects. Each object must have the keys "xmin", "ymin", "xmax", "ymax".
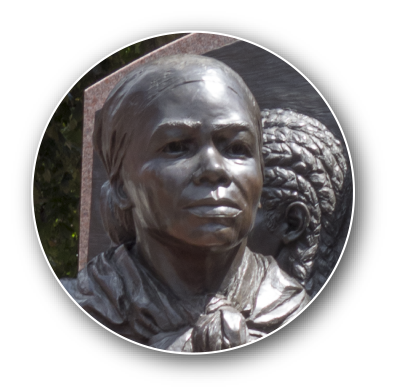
[{"xmin": 62, "ymin": 244, "xmax": 309, "ymax": 352}]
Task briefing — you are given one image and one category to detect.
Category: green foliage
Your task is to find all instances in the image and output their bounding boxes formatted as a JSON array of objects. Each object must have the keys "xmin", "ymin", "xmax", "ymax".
[{"xmin": 34, "ymin": 34, "xmax": 185, "ymax": 278}]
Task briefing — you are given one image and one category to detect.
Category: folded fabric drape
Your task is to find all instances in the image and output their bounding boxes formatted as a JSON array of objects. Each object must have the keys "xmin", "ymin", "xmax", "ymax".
[{"xmin": 62, "ymin": 243, "xmax": 309, "ymax": 352}]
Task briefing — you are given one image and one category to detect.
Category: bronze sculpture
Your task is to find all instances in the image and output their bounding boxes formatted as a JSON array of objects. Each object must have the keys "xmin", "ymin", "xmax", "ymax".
[
  {"xmin": 62, "ymin": 55, "xmax": 310, "ymax": 352},
  {"xmin": 248, "ymin": 109, "xmax": 350, "ymax": 296}
]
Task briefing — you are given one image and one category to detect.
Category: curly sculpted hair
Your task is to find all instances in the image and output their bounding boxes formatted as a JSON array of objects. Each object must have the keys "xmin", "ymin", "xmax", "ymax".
[{"xmin": 261, "ymin": 108, "xmax": 350, "ymax": 296}]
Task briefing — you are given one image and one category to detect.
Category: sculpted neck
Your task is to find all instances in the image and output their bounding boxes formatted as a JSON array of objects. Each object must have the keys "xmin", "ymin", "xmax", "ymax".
[{"xmin": 132, "ymin": 228, "xmax": 247, "ymax": 299}]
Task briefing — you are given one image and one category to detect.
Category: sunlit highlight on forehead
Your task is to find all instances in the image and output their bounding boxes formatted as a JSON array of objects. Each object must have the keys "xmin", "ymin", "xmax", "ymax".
[
  {"xmin": 201, "ymin": 80, "xmax": 228, "ymax": 100},
  {"xmin": 168, "ymin": 79, "xmax": 237, "ymax": 100}
]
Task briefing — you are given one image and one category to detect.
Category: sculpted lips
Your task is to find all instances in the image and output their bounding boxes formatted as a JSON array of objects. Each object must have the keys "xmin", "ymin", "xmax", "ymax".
[{"xmin": 184, "ymin": 198, "xmax": 242, "ymax": 218}]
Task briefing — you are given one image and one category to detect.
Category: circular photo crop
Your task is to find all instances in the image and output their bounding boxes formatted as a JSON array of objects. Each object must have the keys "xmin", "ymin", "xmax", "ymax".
[{"xmin": 33, "ymin": 32, "xmax": 354, "ymax": 353}]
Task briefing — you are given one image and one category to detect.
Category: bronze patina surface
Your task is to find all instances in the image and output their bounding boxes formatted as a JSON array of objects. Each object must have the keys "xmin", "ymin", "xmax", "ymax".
[{"xmin": 62, "ymin": 55, "xmax": 310, "ymax": 352}]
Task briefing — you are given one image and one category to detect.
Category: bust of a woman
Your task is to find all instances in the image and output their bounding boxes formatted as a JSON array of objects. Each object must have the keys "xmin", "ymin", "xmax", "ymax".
[{"xmin": 62, "ymin": 55, "xmax": 309, "ymax": 352}]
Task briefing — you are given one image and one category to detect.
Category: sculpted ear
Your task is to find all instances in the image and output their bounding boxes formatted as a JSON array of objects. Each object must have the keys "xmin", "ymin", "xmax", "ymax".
[
  {"xmin": 111, "ymin": 177, "xmax": 134, "ymax": 210},
  {"xmin": 282, "ymin": 201, "xmax": 310, "ymax": 244}
]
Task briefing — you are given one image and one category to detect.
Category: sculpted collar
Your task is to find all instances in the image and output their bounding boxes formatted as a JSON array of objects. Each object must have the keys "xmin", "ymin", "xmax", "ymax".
[{"xmin": 62, "ymin": 243, "xmax": 309, "ymax": 352}]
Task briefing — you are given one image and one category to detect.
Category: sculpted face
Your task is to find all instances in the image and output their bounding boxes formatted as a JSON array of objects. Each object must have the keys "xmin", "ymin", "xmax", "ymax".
[{"xmin": 121, "ymin": 73, "xmax": 263, "ymax": 250}]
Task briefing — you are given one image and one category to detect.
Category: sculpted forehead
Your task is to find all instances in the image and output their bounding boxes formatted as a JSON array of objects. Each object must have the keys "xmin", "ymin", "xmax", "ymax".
[
  {"xmin": 128, "ymin": 79, "xmax": 261, "ymax": 157},
  {"xmin": 157, "ymin": 81, "xmax": 257, "ymax": 126},
  {"xmin": 96, "ymin": 54, "xmax": 262, "ymax": 179},
  {"xmin": 133, "ymin": 61, "xmax": 255, "ymax": 109},
  {"xmin": 119, "ymin": 63, "xmax": 259, "ymax": 144}
]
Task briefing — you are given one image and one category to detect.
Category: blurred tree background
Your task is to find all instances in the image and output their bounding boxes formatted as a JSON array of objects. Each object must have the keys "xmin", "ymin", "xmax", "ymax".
[{"xmin": 33, "ymin": 34, "xmax": 186, "ymax": 279}]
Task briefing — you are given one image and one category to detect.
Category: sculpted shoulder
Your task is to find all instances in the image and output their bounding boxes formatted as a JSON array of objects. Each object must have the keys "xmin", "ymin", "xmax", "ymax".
[
  {"xmin": 62, "ymin": 245, "xmax": 309, "ymax": 349},
  {"xmin": 248, "ymin": 253, "xmax": 310, "ymax": 334},
  {"xmin": 61, "ymin": 246, "xmax": 129, "ymax": 328}
]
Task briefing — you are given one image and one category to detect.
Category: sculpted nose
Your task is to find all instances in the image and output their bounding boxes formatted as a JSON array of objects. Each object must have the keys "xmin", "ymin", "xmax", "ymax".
[{"xmin": 193, "ymin": 146, "xmax": 231, "ymax": 186}]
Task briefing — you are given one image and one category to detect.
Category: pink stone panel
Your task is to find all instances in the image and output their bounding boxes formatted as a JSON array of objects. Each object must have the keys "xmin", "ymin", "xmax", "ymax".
[{"xmin": 79, "ymin": 33, "xmax": 238, "ymax": 269}]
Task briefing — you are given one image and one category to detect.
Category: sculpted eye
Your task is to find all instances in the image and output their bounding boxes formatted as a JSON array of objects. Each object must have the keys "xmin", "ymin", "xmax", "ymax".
[
  {"xmin": 163, "ymin": 141, "xmax": 190, "ymax": 155},
  {"xmin": 226, "ymin": 142, "xmax": 251, "ymax": 157}
]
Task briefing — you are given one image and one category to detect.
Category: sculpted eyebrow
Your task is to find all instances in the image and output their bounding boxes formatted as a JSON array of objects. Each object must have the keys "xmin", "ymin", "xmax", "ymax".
[
  {"xmin": 149, "ymin": 121, "xmax": 201, "ymax": 149},
  {"xmin": 154, "ymin": 121, "xmax": 202, "ymax": 132},
  {"xmin": 212, "ymin": 122, "xmax": 253, "ymax": 133}
]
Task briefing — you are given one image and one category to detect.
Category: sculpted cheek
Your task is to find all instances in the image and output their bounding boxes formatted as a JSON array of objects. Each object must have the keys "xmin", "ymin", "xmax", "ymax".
[
  {"xmin": 247, "ymin": 164, "xmax": 263, "ymax": 198},
  {"xmin": 135, "ymin": 164, "xmax": 179, "ymax": 228},
  {"xmin": 132, "ymin": 167, "xmax": 161, "ymax": 226},
  {"xmin": 235, "ymin": 165, "xmax": 262, "ymax": 204}
]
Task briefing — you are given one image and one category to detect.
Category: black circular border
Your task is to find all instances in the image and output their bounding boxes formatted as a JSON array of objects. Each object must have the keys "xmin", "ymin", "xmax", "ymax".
[{"xmin": 12, "ymin": 12, "xmax": 387, "ymax": 386}]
